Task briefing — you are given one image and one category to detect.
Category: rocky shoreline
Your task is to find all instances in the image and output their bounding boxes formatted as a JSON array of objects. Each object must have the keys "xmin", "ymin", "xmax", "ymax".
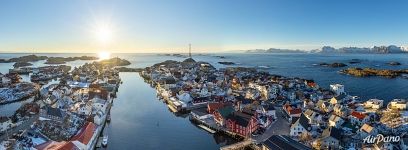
[{"xmin": 340, "ymin": 67, "xmax": 408, "ymax": 78}]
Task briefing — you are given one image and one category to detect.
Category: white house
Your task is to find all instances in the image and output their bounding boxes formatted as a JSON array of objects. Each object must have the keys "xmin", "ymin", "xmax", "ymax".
[
  {"xmin": 318, "ymin": 127, "xmax": 342, "ymax": 149},
  {"xmin": 330, "ymin": 84, "xmax": 345, "ymax": 96},
  {"xmin": 388, "ymin": 99, "xmax": 407, "ymax": 110},
  {"xmin": 364, "ymin": 99, "xmax": 384, "ymax": 110},
  {"xmin": 91, "ymin": 98, "xmax": 108, "ymax": 114},
  {"xmin": 349, "ymin": 111, "xmax": 369, "ymax": 126},
  {"xmin": 77, "ymin": 102, "xmax": 92, "ymax": 115},
  {"xmin": 261, "ymin": 104, "xmax": 276, "ymax": 119},
  {"xmin": 290, "ymin": 114, "xmax": 311, "ymax": 137}
]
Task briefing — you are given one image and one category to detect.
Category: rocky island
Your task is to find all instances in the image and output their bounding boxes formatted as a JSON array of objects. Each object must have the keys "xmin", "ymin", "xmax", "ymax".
[
  {"xmin": 7, "ymin": 55, "xmax": 48, "ymax": 62},
  {"xmin": 388, "ymin": 61, "xmax": 401, "ymax": 66},
  {"xmin": 319, "ymin": 62, "xmax": 348, "ymax": 67},
  {"xmin": 99, "ymin": 57, "xmax": 131, "ymax": 66},
  {"xmin": 348, "ymin": 59, "xmax": 363, "ymax": 64},
  {"xmin": 13, "ymin": 62, "xmax": 33, "ymax": 68},
  {"xmin": 340, "ymin": 67, "xmax": 408, "ymax": 78},
  {"xmin": 218, "ymin": 61, "xmax": 235, "ymax": 65},
  {"xmin": 45, "ymin": 56, "xmax": 98, "ymax": 64}
]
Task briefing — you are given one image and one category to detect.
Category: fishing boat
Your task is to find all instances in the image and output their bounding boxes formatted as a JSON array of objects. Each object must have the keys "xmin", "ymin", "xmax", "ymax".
[
  {"xmin": 107, "ymin": 114, "xmax": 111, "ymax": 122},
  {"xmin": 102, "ymin": 136, "xmax": 108, "ymax": 147}
]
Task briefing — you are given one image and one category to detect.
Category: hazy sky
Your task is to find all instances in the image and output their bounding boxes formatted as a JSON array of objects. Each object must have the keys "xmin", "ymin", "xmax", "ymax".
[{"xmin": 1, "ymin": 0, "xmax": 408, "ymax": 53}]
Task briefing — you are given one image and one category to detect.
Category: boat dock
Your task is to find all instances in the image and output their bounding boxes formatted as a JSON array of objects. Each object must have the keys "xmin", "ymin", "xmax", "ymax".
[
  {"xmin": 197, "ymin": 124, "xmax": 216, "ymax": 134},
  {"xmin": 189, "ymin": 111, "xmax": 244, "ymax": 140}
]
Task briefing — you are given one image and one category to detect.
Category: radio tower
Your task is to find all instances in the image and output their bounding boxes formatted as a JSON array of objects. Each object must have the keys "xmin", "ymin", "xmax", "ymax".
[{"xmin": 189, "ymin": 43, "xmax": 192, "ymax": 58}]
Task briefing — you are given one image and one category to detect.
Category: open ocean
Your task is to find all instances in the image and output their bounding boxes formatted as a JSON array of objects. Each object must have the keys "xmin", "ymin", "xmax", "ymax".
[{"xmin": 1, "ymin": 53, "xmax": 408, "ymax": 149}]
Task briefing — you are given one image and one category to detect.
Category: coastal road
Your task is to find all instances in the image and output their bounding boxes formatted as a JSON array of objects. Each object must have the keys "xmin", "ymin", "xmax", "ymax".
[
  {"xmin": 253, "ymin": 106, "xmax": 290, "ymax": 143},
  {"xmin": 0, "ymin": 115, "xmax": 39, "ymax": 141}
]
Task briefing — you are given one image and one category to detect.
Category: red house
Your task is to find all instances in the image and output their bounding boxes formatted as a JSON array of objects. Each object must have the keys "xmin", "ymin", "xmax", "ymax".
[{"xmin": 226, "ymin": 112, "xmax": 259, "ymax": 137}]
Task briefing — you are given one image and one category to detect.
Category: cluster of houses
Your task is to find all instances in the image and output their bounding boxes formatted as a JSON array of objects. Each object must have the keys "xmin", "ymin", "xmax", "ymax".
[
  {"xmin": 1, "ymin": 60, "xmax": 121, "ymax": 150},
  {"xmin": 30, "ymin": 65, "xmax": 71, "ymax": 82},
  {"xmin": 142, "ymin": 58, "xmax": 408, "ymax": 150},
  {"xmin": 0, "ymin": 72, "xmax": 39, "ymax": 104}
]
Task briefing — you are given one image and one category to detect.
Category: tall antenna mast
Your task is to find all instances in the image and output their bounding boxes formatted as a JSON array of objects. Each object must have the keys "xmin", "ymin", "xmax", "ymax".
[{"xmin": 189, "ymin": 43, "xmax": 192, "ymax": 58}]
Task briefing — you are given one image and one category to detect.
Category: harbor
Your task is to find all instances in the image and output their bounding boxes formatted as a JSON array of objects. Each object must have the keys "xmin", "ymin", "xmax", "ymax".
[{"xmin": 1, "ymin": 53, "xmax": 408, "ymax": 150}]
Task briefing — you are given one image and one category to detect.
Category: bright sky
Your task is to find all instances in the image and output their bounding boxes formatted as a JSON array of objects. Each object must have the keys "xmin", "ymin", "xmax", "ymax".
[{"xmin": 1, "ymin": 0, "xmax": 408, "ymax": 53}]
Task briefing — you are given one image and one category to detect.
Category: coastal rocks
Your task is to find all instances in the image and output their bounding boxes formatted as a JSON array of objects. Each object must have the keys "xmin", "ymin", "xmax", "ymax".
[
  {"xmin": 13, "ymin": 62, "xmax": 33, "ymax": 68},
  {"xmin": 0, "ymin": 59, "xmax": 8, "ymax": 63},
  {"xmin": 218, "ymin": 62, "xmax": 235, "ymax": 65},
  {"xmin": 215, "ymin": 56, "xmax": 226, "ymax": 59},
  {"xmin": 99, "ymin": 57, "xmax": 131, "ymax": 66},
  {"xmin": 340, "ymin": 67, "xmax": 408, "ymax": 78},
  {"xmin": 319, "ymin": 62, "xmax": 348, "ymax": 68},
  {"xmin": 388, "ymin": 61, "xmax": 401, "ymax": 66},
  {"xmin": 349, "ymin": 59, "xmax": 363, "ymax": 64},
  {"xmin": 45, "ymin": 56, "xmax": 98, "ymax": 64}
]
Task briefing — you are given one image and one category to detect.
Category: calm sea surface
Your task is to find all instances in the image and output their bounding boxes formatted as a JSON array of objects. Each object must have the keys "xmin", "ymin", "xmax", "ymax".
[{"xmin": 1, "ymin": 53, "xmax": 408, "ymax": 149}]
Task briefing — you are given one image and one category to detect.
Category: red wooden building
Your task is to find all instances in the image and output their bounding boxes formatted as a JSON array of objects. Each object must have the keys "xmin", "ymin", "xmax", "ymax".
[{"xmin": 226, "ymin": 111, "xmax": 259, "ymax": 137}]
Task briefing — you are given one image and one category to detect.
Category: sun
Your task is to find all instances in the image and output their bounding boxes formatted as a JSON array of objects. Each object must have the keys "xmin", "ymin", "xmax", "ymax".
[
  {"xmin": 98, "ymin": 51, "xmax": 111, "ymax": 60},
  {"xmin": 95, "ymin": 25, "xmax": 112, "ymax": 43}
]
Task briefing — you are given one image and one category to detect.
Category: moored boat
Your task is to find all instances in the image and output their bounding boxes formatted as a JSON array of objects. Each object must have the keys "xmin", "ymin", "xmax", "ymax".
[
  {"xmin": 102, "ymin": 136, "xmax": 108, "ymax": 147},
  {"xmin": 107, "ymin": 114, "xmax": 111, "ymax": 122}
]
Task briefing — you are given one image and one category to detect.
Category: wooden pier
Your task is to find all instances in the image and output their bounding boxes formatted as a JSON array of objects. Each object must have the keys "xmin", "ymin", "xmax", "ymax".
[{"xmin": 219, "ymin": 139, "xmax": 253, "ymax": 150}]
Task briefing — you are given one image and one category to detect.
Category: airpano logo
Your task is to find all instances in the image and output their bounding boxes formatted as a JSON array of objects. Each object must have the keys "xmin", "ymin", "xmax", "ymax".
[{"xmin": 363, "ymin": 134, "xmax": 400, "ymax": 144}]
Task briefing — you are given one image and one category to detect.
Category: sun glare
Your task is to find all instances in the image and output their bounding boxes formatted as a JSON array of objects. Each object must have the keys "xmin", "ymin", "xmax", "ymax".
[
  {"xmin": 98, "ymin": 51, "xmax": 111, "ymax": 60},
  {"xmin": 95, "ymin": 25, "xmax": 112, "ymax": 43}
]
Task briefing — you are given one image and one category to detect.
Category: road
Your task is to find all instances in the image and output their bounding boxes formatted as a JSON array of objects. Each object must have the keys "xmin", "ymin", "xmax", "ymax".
[
  {"xmin": 0, "ymin": 115, "xmax": 39, "ymax": 142},
  {"xmin": 253, "ymin": 106, "xmax": 290, "ymax": 143}
]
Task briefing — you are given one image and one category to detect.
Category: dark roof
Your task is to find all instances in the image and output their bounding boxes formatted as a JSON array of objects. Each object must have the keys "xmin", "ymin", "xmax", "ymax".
[
  {"xmin": 291, "ymin": 117, "xmax": 300, "ymax": 125},
  {"xmin": 227, "ymin": 111, "xmax": 252, "ymax": 127},
  {"xmin": 46, "ymin": 106, "xmax": 63, "ymax": 118},
  {"xmin": 216, "ymin": 106, "xmax": 235, "ymax": 118},
  {"xmin": 322, "ymin": 127, "xmax": 342, "ymax": 141},
  {"xmin": 242, "ymin": 108, "xmax": 257, "ymax": 116},
  {"xmin": 262, "ymin": 135, "xmax": 311, "ymax": 150},
  {"xmin": 298, "ymin": 113, "xmax": 311, "ymax": 131}
]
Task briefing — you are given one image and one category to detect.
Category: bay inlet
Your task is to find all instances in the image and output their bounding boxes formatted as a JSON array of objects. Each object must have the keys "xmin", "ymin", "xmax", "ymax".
[{"xmin": 105, "ymin": 72, "xmax": 235, "ymax": 150}]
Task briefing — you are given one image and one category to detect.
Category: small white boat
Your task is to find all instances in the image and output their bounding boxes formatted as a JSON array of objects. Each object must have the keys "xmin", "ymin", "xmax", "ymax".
[{"xmin": 102, "ymin": 136, "xmax": 108, "ymax": 147}]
